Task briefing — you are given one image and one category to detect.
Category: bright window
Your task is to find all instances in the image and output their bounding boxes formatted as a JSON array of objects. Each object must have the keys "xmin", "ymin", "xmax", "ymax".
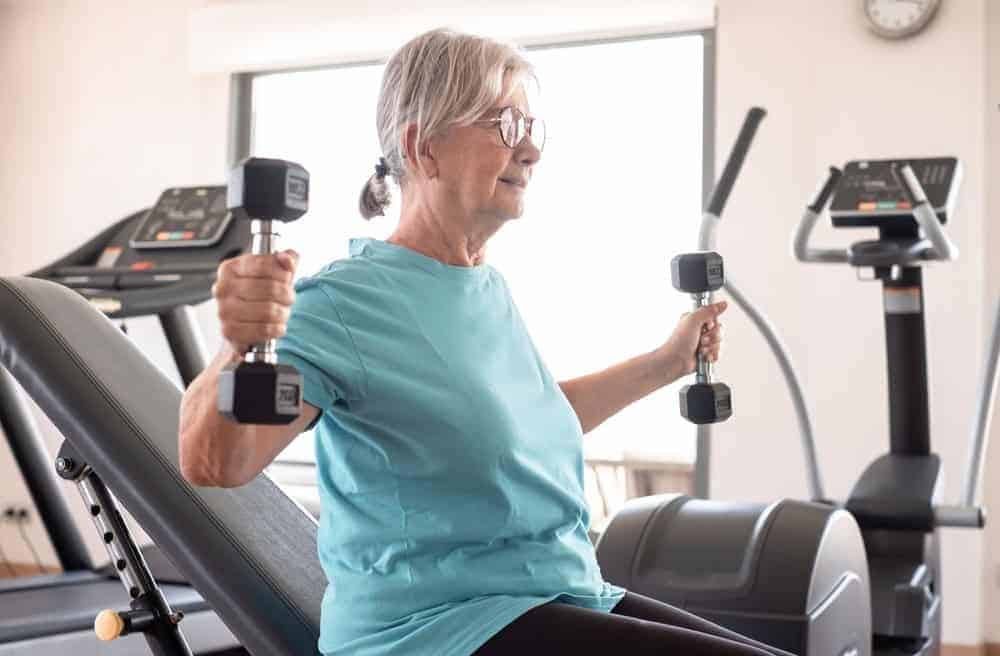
[{"xmin": 250, "ymin": 34, "xmax": 707, "ymax": 476}]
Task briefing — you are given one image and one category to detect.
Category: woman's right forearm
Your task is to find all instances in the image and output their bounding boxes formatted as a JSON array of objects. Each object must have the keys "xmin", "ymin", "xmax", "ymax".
[
  {"xmin": 178, "ymin": 346, "xmax": 258, "ymax": 487},
  {"xmin": 183, "ymin": 249, "xmax": 303, "ymax": 487}
]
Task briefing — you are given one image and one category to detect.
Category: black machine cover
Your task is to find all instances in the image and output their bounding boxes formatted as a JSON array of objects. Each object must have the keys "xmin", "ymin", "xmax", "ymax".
[{"xmin": 0, "ymin": 276, "xmax": 323, "ymax": 655}]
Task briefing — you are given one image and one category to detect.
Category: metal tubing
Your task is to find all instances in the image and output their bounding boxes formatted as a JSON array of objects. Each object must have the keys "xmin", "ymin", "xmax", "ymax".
[
  {"xmin": 78, "ymin": 472, "xmax": 193, "ymax": 656},
  {"xmin": 698, "ymin": 211, "xmax": 720, "ymax": 252},
  {"xmin": 807, "ymin": 166, "xmax": 843, "ymax": 213},
  {"xmin": 793, "ymin": 168, "xmax": 847, "ymax": 264},
  {"xmin": 79, "ymin": 475, "xmax": 144, "ymax": 598},
  {"xmin": 705, "ymin": 107, "xmax": 767, "ymax": 217},
  {"xmin": 723, "ymin": 279, "xmax": 825, "ymax": 501},
  {"xmin": 250, "ymin": 219, "xmax": 278, "ymax": 256},
  {"xmin": 693, "ymin": 292, "xmax": 711, "ymax": 383},
  {"xmin": 245, "ymin": 219, "xmax": 279, "ymax": 364},
  {"xmin": 794, "ymin": 217, "xmax": 848, "ymax": 262},
  {"xmin": 692, "ymin": 107, "xmax": 767, "ymax": 501},
  {"xmin": 0, "ymin": 365, "xmax": 93, "ymax": 571},
  {"xmin": 883, "ymin": 270, "xmax": 930, "ymax": 456},
  {"xmin": 159, "ymin": 306, "xmax": 209, "ymax": 388},
  {"xmin": 698, "ymin": 216, "xmax": 826, "ymax": 499},
  {"xmin": 897, "ymin": 164, "xmax": 958, "ymax": 261},
  {"xmin": 792, "ymin": 208, "xmax": 848, "ymax": 263},
  {"xmin": 961, "ymin": 301, "xmax": 1000, "ymax": 507},
  {"xmin": 933, "ymin": 505, "xmax": 984, "ymax": 529},
  {"xmin": 694, "ymin": 425, "xmax": 710, "ymax": 499}
]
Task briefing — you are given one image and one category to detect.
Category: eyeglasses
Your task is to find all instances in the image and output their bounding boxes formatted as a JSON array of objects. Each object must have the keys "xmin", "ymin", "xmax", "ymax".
[{"xmin": 473, "ymin": 106, "xmax": 546, "ymax": 152}]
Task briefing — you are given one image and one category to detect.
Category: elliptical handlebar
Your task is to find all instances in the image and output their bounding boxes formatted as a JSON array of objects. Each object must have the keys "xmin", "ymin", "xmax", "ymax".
[
  {"xmin": 959, "ymin": 300, "xmax": 1000, "ymax": 516},
  {"xmin": 794, "ymin": 163, "xmax": 959, "ymax": 266},
  {"xmin": 705, "ymin": 107, "xmax": 767, "ymax": 218},
  {"xmin": 699, "ymin": 108, "xmax": 768, "ymax": 252},
  {"xmin": 895, "ymin": 164, "xmax": 959, "ymax": 261},
  {"xmin": 793, "ymin": 167, "xmax": 849, "ymax": 264},
  {"xmin": 694, "ymin": 106, "xmax": 827, "ymax": 502}
]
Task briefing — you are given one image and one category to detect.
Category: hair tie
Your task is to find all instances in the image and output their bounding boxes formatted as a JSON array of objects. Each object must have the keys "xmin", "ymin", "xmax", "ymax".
[{"xmin": 374, "ymin": 157, "xmax": 389, "ymax": 179}]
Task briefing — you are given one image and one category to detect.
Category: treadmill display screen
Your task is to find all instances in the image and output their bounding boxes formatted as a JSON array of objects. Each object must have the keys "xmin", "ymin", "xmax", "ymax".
[{"xmin": 130, "ymin": 186, "xmax": 231, "ymax": 249}]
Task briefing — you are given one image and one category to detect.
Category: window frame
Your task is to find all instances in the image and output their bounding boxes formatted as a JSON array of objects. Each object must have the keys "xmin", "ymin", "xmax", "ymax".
[{"xmin": 228, "ymin": 28, "xmax": 717, "ymax": 498}]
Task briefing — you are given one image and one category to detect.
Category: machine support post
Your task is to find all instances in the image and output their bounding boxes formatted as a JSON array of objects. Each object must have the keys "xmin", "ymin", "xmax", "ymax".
[{"xmin": 55, "ymin": 441, "xmax": 193, "ymax": 656}]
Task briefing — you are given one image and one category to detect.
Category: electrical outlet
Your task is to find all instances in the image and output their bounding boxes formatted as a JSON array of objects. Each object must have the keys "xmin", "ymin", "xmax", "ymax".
[{"xmin": 1, "ymin": 506, "xmax": 30, "ymax": 524}]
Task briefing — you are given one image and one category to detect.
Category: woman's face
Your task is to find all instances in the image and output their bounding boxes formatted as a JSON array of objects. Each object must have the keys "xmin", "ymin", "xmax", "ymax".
[{"xmin": 427, "ymin": 85, "xmax": 542, "ymax": 225}]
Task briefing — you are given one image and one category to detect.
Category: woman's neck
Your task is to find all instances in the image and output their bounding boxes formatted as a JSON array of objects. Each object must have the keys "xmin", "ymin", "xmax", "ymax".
[{"xmin": 388, "ymin": 202, "xmax": 496, "ymax": 267}]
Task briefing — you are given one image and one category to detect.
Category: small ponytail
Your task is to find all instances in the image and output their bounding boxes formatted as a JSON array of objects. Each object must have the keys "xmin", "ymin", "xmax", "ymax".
[{"xmin": 358, "ymin": 157, "xmax": 393, "ymax": 220}]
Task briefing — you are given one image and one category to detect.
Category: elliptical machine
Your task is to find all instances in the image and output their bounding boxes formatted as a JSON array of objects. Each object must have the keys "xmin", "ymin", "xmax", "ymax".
[
  {"xmin": 597, "ymin": 108, "xmax": 996, "ymax": 656},
  {"xmin": 791, "ymin": 157, "xmax": 991, "ymax": 656},
  {"xmin": 597, "ymin": 109, "xmax": 873, "ymax": 656}
]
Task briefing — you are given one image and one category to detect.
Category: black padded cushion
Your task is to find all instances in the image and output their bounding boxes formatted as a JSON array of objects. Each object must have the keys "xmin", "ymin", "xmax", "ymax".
[{"xmin": 0, "ymin": 277, "xmax": 323, "ymax": 655}]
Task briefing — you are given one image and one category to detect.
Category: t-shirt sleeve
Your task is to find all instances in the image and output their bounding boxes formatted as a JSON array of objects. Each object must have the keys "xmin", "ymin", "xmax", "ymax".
[{"xmin": 276, "ymin": 278, "xmax": 367, "ymax": 413}]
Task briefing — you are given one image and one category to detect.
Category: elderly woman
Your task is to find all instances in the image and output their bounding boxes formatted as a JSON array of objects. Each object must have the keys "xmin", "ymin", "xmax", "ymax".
[{"xmin": 179, "ymin": 28, "xmax": 785, "ymax": 656}]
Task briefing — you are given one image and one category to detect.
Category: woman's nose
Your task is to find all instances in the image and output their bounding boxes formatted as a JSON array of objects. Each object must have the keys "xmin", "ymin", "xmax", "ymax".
[{"xmin": 516, "ymin": 139, "xmax": 541, "ymax": 166}]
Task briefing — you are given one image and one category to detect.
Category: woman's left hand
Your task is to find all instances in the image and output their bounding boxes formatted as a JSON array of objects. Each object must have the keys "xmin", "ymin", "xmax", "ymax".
[{"xmin": 656, "ymin": 301, "xmax": 728, "ymax": 379}]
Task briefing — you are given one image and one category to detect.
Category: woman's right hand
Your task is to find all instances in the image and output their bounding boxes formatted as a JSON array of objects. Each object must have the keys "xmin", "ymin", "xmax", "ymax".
[{"xmin": 212, "ymin": 249, "xmax": 299, "ymax": 355}]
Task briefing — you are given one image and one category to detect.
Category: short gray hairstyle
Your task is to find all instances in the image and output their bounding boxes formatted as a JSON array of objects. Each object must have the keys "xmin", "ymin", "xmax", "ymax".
[{"xmin": 359, "ymin": 28, "xmax": 535, "ymax": 219}]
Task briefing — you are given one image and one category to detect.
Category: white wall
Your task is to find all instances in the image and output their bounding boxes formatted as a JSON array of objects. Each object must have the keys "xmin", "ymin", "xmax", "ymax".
[
  {"xmin": 0, "ymin": 0, "xmax": 997, "ymax": 647},
  {"xmin": 712, "ymin": 0, "xmax": 989, "ymax": 646},
  {"xmin": 0, "ymin": 0, "xmax": 229, "ymax": 567}
]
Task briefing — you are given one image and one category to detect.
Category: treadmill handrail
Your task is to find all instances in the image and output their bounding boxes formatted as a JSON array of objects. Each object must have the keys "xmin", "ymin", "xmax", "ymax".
[{"xmin": 52, "ymin": 264, "xmax": 219, "ymax": 277}]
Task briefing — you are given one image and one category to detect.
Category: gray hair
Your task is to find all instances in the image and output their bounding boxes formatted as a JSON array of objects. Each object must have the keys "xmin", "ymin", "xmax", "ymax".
[{"xmin": 358, "ymin": 28, "xmax": 535, "ymax": 219}]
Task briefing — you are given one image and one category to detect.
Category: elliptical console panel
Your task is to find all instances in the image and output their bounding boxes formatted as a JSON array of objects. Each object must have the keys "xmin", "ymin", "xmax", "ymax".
[{"xmin": 830, "ymin": 157, "xmax": 961, "ymax": 229}]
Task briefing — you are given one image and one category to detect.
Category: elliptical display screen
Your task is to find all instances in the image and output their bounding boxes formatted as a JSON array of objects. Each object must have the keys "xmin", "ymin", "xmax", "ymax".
[
  {"xmin": 830, "ymin": 158, "xmax": 960, "ymax": 228},
  {"xmin": 130, "ymin": 186, "xmax": 231, "ymax": 249}
]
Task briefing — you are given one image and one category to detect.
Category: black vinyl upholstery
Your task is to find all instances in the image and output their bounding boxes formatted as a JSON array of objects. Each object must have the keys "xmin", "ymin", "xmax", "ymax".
[{"xmin": 0, "ymin": 277, "xmax": 323, "ymax": 655}]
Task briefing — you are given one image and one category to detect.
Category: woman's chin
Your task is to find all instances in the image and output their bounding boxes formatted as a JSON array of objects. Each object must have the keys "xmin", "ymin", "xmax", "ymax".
[
  {"xmin": 500, "ymin": 206, "xmax": 525, "ymax": 221},
  {"xmin": 483, "ymin": 205, "xmax": 525, "ymax": 223},
  {"xmin": 500, "ymin": 198, "xmax": 526, "ymax": 219}
]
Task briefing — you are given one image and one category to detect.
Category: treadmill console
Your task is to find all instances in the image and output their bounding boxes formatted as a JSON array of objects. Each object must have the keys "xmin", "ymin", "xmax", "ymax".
[
  {"xmin": 830, "ymin": 157, "xmax": 961, "ymax": 228},
  {"xmin": 32, "ymin": 185, "xmax": 250, "ymax": 318},
  {"xmin": 130, "ymin": 186, "xmax": 231, "ymax": 249}
]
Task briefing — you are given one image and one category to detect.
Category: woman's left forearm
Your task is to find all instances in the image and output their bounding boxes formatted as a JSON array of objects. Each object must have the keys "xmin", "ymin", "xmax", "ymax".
[{"xmin": 558, "ymin": 348, "xmax": 685, "ymax": 435}]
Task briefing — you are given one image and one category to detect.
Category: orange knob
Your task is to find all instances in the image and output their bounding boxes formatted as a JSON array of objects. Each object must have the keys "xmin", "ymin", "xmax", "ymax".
[{"xmin": 94, "ymin": 609, "xmax": 125, "ymax": 641}]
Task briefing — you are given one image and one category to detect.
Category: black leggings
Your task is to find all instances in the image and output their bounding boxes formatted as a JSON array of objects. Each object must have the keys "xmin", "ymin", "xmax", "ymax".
[{"xmin": 473, "ymin": 592, "xmax": 797, "ymax": 656}]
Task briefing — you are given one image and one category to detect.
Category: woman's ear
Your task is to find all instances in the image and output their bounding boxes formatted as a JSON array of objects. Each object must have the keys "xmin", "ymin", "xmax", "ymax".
[{"xmin": 403, "ymin": 124, "xmax": 439, "ymax": 180}]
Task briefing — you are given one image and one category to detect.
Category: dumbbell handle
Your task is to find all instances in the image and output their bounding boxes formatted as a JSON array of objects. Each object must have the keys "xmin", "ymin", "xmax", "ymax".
[
  {"xmin": 692, "ymin": 292, "xmax": 712, "ymax": 384},
  {"xmin": 246, "ymin": 219, "xmax": 279, "ymax": 365}
]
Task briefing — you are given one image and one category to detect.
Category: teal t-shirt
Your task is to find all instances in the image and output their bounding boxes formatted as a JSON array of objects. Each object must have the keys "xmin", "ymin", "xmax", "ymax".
[{"xmin": 277, "ymin": 238, "xmax": 624, "ymax": 656}]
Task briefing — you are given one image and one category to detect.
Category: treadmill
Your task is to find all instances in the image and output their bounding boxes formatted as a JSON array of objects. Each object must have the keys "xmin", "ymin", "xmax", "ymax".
[{"xmin": 0, "ymin": 186, "xmax": 250, "ymax": 654}]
